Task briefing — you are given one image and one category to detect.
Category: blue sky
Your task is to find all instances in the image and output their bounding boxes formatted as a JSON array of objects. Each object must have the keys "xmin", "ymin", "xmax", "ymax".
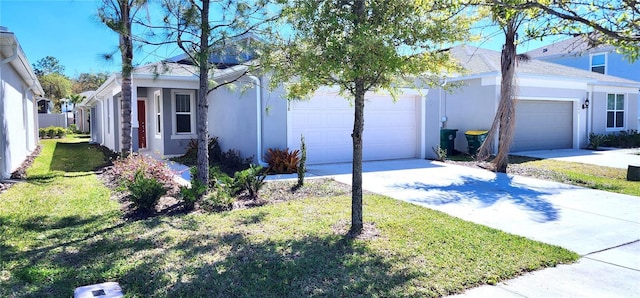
[
  {"xmin": 1, "ymin": 0, "xmax": 559, "ymax": 79},
  {"xmin": 0, "ymin": 0, "xmax": 180, "ymax": 78}
]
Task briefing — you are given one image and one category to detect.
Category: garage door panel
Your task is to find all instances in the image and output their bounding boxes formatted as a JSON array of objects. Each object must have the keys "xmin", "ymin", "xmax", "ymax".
[
  {"xmin": 512, "ymin": 100, "xmax": 573, "ymax": 152},
  {"xmin": 290, "ymin": 94, "xmax": 417, "ymax": 164}
]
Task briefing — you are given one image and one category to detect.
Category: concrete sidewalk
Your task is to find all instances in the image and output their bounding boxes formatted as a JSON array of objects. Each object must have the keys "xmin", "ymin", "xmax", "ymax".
[
  {"xmin": 516, "ymin": 148, "xmax": 640, "ymax": 169},
  {"xmin": 306, "ymin": 159, "xmax": 640, "ymax": 297}
]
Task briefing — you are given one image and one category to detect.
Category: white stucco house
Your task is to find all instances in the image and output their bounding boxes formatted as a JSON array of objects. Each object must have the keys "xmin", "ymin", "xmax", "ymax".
[
  {"xmin": 0, "ymin": 27, "xmax": 44, "ymax": 179},
  {"xmin": 425, "ymin": 45, "xmax": 639, "ymax": 156},
  {"xmin": 83, "ymin": 41, "xmax": 639, "ymax": 164}
]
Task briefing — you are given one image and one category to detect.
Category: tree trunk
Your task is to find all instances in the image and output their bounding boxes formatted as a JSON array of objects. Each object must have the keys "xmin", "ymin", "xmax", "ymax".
[
  {"xmin": 350, "ymin": 79, "xmax": 365, "ymax": 235},
  {"xmin": 119, "ymin": 0, "xmax": 133, "ymax": 157},
  {"xmin": 196, "ymin": 0, "xmax": 210, "ymax": 187},
  {"xmin": 475, "ymin": 18, "xmax": 518, "ymax": 173}
]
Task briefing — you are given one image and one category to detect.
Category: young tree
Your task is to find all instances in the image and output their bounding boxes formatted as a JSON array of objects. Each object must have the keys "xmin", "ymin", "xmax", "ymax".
[
  {"xmin": 157, "ymin": 0, "xmax": 277, "ymax": 187},
  {"xmin": 98, "ymin": 0, "xmax": 148, "ymax": 156},
  {"xmin": 270, "ymin": 0, "xmax": 472, "ymax": 234}
]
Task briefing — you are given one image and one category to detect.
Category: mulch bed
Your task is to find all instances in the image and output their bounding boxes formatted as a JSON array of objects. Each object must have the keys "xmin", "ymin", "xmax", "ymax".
[{"xmin": 0, "ymin": 146, "xmax": 42, "ymax": 194}]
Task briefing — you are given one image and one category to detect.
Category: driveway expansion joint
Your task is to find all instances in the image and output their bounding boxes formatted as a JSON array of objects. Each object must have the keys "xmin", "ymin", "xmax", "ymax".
[{"xmin": 582, "ymin": 239, "xmax": 640, "ymax": 257}]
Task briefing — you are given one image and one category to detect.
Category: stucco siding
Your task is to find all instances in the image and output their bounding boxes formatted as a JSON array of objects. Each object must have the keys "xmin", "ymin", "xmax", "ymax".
[
  {"xmin": 0, "ymin": 60, "xmax": 38, "ymax": 178},
  {"xmin": 540, "ymin": 52, "xmax": 640, "ymax": 82},
  {"xmin": 438, "ymin": 79, "xmax": 498, "ymax": 154},
  {"xmin": 261, "ymin": 76, "xmax": 289, "ymax": 160},
  {"xmin": 591, "ymin": 91, "xmax": 639, "ymax": 135},
  {"xmin": 162, "ymin": 88, "xmax": 198, "ymax": 155},
  {"xmin": 209, "ymin": 79, "xmax": 259, "ymax": 161}
]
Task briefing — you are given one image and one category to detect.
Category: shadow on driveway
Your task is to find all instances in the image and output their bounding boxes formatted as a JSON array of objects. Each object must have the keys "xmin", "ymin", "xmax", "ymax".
[{"xmin": 392, "ymin": 174, "xmax": 573, "ymax": 223}]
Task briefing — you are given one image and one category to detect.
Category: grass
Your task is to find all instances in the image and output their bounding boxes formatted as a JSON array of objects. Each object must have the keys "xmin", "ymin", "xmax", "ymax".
[
  {"xmin": 0, "ymin": 138, "xmax": 579, "ymax": 297},
  {"xmin": 509, "ymin": 156, "xmax": 640, "ymax": 197},
  {"xmin": 446, "ymin": 154, "xmax": 640, "ymax": 197}
]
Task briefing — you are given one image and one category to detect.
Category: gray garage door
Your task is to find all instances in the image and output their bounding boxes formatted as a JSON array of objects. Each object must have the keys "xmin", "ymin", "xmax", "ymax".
[{"xmin": 512, "ymin": 100, "xmax": 573, "ymax": 152}]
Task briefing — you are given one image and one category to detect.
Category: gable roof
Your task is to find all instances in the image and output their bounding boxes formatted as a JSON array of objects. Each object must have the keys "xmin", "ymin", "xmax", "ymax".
[
  {"xmin": 164, "ymin": 33, "xmax": 261, "ymax": 69},
  {"xmin": 524, "ymin": 35, "xmax": 614, "ymax": 59},
  {"xmin": 448, "ymin": 45, "xmax": 640, "ymax": 87}
]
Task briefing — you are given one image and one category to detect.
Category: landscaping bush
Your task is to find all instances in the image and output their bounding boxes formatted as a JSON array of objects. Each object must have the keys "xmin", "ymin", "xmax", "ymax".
[
  {"xmin": 112, "ymin": 154, "xmax": 176, "ymax": 191},
  {"xmin": 200, "ymin": 184, "xmax": 235, "ymax": 212},
  {"xmin": 588, "ymin": 132, "xmax": 606, "ymax": 150},
  {"xmin": 603, "ymin": 130, "xmax": 640, "ymax": 148},
  {"xmin": 38, "ymin": 126, "xmax": 67, "ymax": 139},
  {"xmin": 179, "ymin": 168, "xmax": 207, "ymax": 211},
  {"xmin": 265, "ymin": 148, "xmax": 300, "ymax": 174},
  {"xmin": 128, "ymin": 170, "xmax": 167, "ymax": 213},
  {"xmin": 67, "ymin": 124, "xmax": 78, "ymax": 134},
  {"xmin": 233, "ymin": 165, "xmax": 267, "ymax": 199},
  {"xmin": 218, "ymin": 149, "xmax": 253, "ymax": 176}
]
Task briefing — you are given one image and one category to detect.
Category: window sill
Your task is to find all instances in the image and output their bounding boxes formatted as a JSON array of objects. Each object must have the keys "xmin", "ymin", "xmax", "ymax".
[{"xmin": 171, "ymin": 134, "xmax": 196, "ymax": 140}]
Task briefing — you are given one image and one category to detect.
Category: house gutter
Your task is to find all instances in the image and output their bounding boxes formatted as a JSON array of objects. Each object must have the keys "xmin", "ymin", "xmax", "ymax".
[
  {"xmin": 0, "ymin": 40, "xmax": 17, "ymax": 64},
  {"xmin": 248, "ymin": 75, "xmax": 268, "ymax": 167}
]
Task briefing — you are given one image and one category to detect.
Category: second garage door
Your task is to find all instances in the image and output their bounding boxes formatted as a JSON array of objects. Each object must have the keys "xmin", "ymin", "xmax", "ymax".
[
  {"xmin": 512, "ymin": 100, "xmax": 573, "ymax": 152},
  {"xmin": 288, "ymin": 94, "xmax": 418, "ymax": 164}
]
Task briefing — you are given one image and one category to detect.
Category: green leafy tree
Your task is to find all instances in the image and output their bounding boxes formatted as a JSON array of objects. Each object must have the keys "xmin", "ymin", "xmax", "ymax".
[
  {"xmin": 158, "ymin": 0, "xmax": 277, "ymax": 188},
  {"xmin": 32, "ymin": 56, "xmax": 66, "ymax": 76},
  {"xmin": 39, "ymin": 73, "xmax": 73, "ymax": 112},
  {"xmin": 269, "ymin": 0, "xmax": 472, "ymax": 234},
  {"xmin": 98, "ymin": 0, "xmax": 147, "ymax": 156},
  {"xmin": 72, "ymin": 72, "xmax": 110, "ymax": 93}
]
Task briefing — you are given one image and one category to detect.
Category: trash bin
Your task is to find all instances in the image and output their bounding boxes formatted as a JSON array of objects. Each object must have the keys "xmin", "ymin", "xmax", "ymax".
[
  {"xmin": 465, "ymin": 130, "xmax": 488, "ymax": 155},
  {"xmin": 440, "ymin": 128, "xmax": 458, "ymax": 156}
]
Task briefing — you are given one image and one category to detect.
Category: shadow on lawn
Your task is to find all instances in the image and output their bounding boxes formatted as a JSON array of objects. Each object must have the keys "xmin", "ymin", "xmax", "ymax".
[
  {"xmin": 6, "ymin": 219, "xmax": 417, "ymax": 297},
  {"xmin": 393, "ymin": 174, "xmax": 571, "ymax": 222}
]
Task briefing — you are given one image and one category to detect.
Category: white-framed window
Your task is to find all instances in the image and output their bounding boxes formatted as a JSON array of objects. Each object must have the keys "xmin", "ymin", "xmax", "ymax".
[
  {"xmin": 607, "ymin": 93, "xmax": 625, "ymax": 129},
  {"xmin": 171, "ymin": 89, "xmax": 195, "ymax": 136},
  {"xmin": 154, "ymin": 91, "xmax": 162, "ymax": 136},
  {"xmin": 590, "ymin": 53, "xmax": 606, "ymax": 74}
]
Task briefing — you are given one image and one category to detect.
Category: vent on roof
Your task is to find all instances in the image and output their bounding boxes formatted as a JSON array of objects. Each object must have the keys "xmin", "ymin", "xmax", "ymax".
[{"xmin": 542, "ymin": 48, "xmax": 548, "ymax": 53}]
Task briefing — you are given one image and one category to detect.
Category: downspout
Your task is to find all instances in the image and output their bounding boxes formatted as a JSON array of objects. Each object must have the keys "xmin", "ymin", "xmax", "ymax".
[
  {"xmin": 439, "ymin": 79, "xmax": 448, "ymax": 128},
  {"xmin": 248, "ymin": 75, "xmax": 268, "ymax": 166},
  {"xmin": 94, "ymin": 97, "xmax": 106, "ymax": 146}
]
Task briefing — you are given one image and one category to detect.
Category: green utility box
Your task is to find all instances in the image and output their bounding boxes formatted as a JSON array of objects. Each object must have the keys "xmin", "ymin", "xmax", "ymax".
[
  {"xmin": 465, "ymin": 130, "xmax": 489, "ymax": 155},
  {"xmin": 440, "ymin": 129, "xmax": 458, "ymax": 156}
]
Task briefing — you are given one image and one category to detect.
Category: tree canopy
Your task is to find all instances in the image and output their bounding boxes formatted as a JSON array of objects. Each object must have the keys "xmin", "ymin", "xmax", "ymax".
[{"xmin": 269, "ymin": 0, "xmax": 473, "ymax": 234}]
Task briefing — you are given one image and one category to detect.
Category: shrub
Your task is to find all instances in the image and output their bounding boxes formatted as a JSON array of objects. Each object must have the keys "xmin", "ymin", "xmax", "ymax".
[
  {"xmin": 46, "ymin": 126, "xmax": 56, "ymax": 138},
  {"xmin": 38, "ymin": 128, "xmax": 46, "ymax": 138},
  {"xmin": 200, "ymin": 184, "xmax": 235, "ymax": 212},
  {"xmin": 54, "ymin": 127, "xmax": 66, "ymax": 138},
  {"xmin": 297, "ymin": 135, "xmax": 307, "ymax": 187},
  {"xmin": 218, "ymin": 149, "xmax": 253, "ymax": 176},
  {"xmin": 588, "ymin": 133, "xmax": 606, "ymax": 150},
  {"xmin": 265, "ymin": 148, "xmax": 300, "ymax": 174},
  {"xmin": 603, "ymin": 130, "xmax": 640, "ymax": 148},
  {"xmin": 432, "ymin": 145, "xmax": 447, "ymax": 162},
  {"xmin": 128, "ymin": 170, "xmax": 167, "ymax": 213},
  {"xmin": 180, "ymin": 168, "xmax": 207, "ymax": 211},
  {"xmin": 233, "ymin": 165, "xmax": 267, "ymax": 199},
  {"xmin": 67, "ymin": 124, "xmax": 78, "ymax": 134},
  {"xmin": 112, "ymin": 154, "xmax": 176, "ymax": 191}
]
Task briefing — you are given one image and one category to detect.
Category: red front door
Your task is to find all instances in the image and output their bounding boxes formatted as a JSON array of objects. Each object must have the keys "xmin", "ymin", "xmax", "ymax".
[{"xmin": 137, "ymin": 100, "xmax": 147, "ymax": 149}]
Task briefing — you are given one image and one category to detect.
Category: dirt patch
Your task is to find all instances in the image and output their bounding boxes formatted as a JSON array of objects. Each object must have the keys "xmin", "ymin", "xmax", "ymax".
[
  {"xmin": 444, "ymin": 157, "xmax": 560, "ymax": 181},
  {"xmin": 0, "ymin": 146, "xmax": 42, "ymax": 194}
]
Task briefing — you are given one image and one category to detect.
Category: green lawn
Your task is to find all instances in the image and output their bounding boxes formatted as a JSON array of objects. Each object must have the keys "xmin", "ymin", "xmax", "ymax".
[
  {"xmin": 448, "ymin": 155, "xmax": 640, "ymax": 197},
  {"xmin": 0, "ymin": 138, "xmax": 578, "ymax": 297},
  {"xmin": 508, "ymin": 156, "xmax": 640, "ymax": 197}
]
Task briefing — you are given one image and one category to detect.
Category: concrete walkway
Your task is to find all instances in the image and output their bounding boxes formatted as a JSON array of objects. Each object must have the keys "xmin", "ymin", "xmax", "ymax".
[
  {"xmin": 306, "ymin": 159, "xmax": 640, "ymax": 297},
  {"xmin": 516, "ymin": 148, "xmax": 640, "ymax": 169}
]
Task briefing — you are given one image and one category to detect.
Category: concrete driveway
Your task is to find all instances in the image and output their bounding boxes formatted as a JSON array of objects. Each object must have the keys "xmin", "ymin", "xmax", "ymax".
[
  {"xmin": 306, "ymin": 159, "xmax": 640, "ymax": 297},
  {"xmin": 515, "ymin": 148, "xmax": 640, "ymax": 169}
]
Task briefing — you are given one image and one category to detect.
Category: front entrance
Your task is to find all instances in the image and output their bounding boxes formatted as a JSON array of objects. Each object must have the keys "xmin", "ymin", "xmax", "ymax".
[{"xmin": 137, "ymin": 100, "xmax": 147, "ymax": 149}]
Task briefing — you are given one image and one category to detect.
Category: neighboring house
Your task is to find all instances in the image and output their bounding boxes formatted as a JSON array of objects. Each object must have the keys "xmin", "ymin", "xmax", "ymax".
[
  {"xmin": 423, "ymin": 45, "xmax": 639, "ymax": 157},
  {"xmin": 85, "ymin": 40, "xmax": 639, "ymax": 165},
  {"xmin": 36, "ymin": 97, "xmax": 53, "ymax": 113},
  {"xmin": 0, "ymin": 27, "xmax": 44, "ymax": 179},
  {"xmin": 75, "ymin": 91, "xmax": 95, "ymax": 133},
  {"xmin": 81, "ymin": 60, "xmax": 429, "ymax": 165},
  {"xmin": 525, "ymin": 35, "xmax": 640, "ymax": 129}
]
